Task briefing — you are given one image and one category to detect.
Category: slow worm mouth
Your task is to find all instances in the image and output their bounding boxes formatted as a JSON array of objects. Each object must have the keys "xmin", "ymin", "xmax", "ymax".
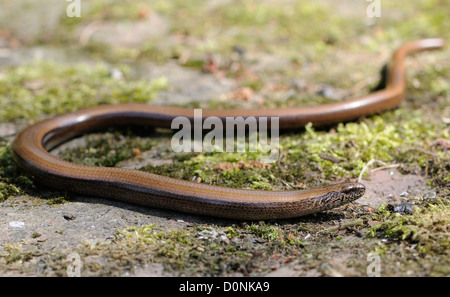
[{"xmin": 336, "ymin": 183, "xmax": 366, "ymax": 202}]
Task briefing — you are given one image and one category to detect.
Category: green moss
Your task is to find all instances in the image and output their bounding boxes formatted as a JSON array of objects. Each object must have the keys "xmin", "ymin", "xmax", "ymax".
[
  {"xmin": 73, "ymin": 224, "xmax": 252, "ymax": 275},
  {"xmin": 0, "ymin": 244, "xmax": 38, "ymax": 265},
  {"xmin": 0, "ymin": 61, "xmax": 168, "ymax": 122},
  {"xmin": 58, "ymin": 129, "xmax": 159, "ymax": 167},
  {"xmin": 366, "ymin": 199, "xmax": 450, "ymax": 253},
  {"xmin": 246, "ymin": 222, "xmax": 282, "ymax": 242},
  {"xmin": 224, "ymin": 226, "xmax": 238, "ymax": 238},
  {"xmin": 49, "ymin": 0, "xmax": 363, "ymax": 64},
  {"xmin": 0, "ymin": 145, "xmax": 32, "ymax": 201},
  {"xmin": 31, "ymin": 232, "xmax": 42, "ymax": 239},
  {"xmin": 379, "ymin": 0, "xmax": 450, "ymax": 42},
  {"xmin": 67, "ymin": 221, "xmax": 314, "ymax": 275},
  {"xmin": 46, "ymin": 194, "xmax": 71, "ymax": 206},
  {"xmin": 0, "ymin": 221, "xmax": 311, "ymax": 276},
  {"xmin": 282, "ymin": 105, "xmax": 448, "ymax": 181}
]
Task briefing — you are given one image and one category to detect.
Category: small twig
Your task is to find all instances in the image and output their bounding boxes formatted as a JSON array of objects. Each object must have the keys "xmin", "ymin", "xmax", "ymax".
[
  {"xmin": 369, "ymin": 164, "xmax": 401, "ymax": 173},
  {"xmin": 0, "ymin": 133, "xmax": 17, "ymax": 139},
  {"xmin": 281, "ymin": 180, "xmax": 293, "ymax": 189},
  {"xmin": 277, "ymin": 148, "xmax": 287, "ymax": 173},
  {"xmin": 430, "ymin": 138, "xmax": 450, "ymax": 152},
  {"xmin": 403, "ymin": 146, "xmax": 439, "ymax": 157},
  {"xmin": 319, "ymin": 152, "xmax": 341, "ymax": 163},
  {"xmin": 320, "ymin": 219, "xmax": 365, "ymax": 234},
  {"xmin": 79, "ymin": 21, "xmax": 103, "ymax": 46},
  {"xmin": 358, "ymin": 159, "xmax": 393, "ymax": 183},
  {"xmin": 442, "ymin": 106, "xmax": 450, "ymax": 124},
  {"xmin": 345, "ymin": 78, "xmax": 375, "ymax": 97}
]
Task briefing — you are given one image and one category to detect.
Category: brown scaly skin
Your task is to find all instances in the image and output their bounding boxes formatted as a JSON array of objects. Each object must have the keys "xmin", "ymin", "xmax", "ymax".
[{"xmin": 12, "ymin": 39, "xmax": 444, "ymax": 219}]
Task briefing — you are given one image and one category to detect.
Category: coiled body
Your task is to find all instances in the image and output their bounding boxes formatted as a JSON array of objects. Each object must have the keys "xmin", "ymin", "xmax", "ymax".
[{"xmin": 11, "ymin": 39, "xmax": 444, "ymax": 219}]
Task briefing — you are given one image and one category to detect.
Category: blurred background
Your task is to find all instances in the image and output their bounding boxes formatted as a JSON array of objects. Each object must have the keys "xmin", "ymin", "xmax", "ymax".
[
  {"xmin": 0, "ymin": 0, "xmax": 450, "ymax": 120},
  {"xmin": 0, "ymin": 0, "xmax": 448, "ymax": 115}
]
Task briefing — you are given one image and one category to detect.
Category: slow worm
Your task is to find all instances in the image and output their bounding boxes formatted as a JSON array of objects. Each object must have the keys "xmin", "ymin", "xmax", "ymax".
[{"xmin": 12, "ymin": 38, "xmax": 445, "ymax": 219}]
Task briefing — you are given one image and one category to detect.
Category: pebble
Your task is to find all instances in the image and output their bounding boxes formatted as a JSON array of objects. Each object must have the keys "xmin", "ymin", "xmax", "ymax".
[
  {"xmin": 425, "ymin": 191, "xmax": 436, "ymax": 199},
  {"xmin": 63, "ymin": 212, "xmax": 76, "ymax": 221},
  {"xmin": 393, "ymin": 202, "xmax": 414, "ymax": 214},
  {"xmin": 291, "ymin": 79, "xmax": 307, "ymax": 91},
  {"xmin": 9, "ymin": 221, "xmax": 25, "ymax": 228},
  {"xmin": 110, "ymin": 68, "xmax": 123, "ymax": 80},
  {"xmin": 232, "ymin": 45, "xmax": 246, "ymax": 56},
  {"xmin": 316, "ymin": 85, "xmax": 339, "ymax": 100}
]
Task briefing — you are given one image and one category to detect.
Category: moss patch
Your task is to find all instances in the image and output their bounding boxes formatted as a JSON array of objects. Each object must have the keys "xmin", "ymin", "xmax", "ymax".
[{"xmin": 0, "ymin": 61, "xmax": 168, "ymax": 122}]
